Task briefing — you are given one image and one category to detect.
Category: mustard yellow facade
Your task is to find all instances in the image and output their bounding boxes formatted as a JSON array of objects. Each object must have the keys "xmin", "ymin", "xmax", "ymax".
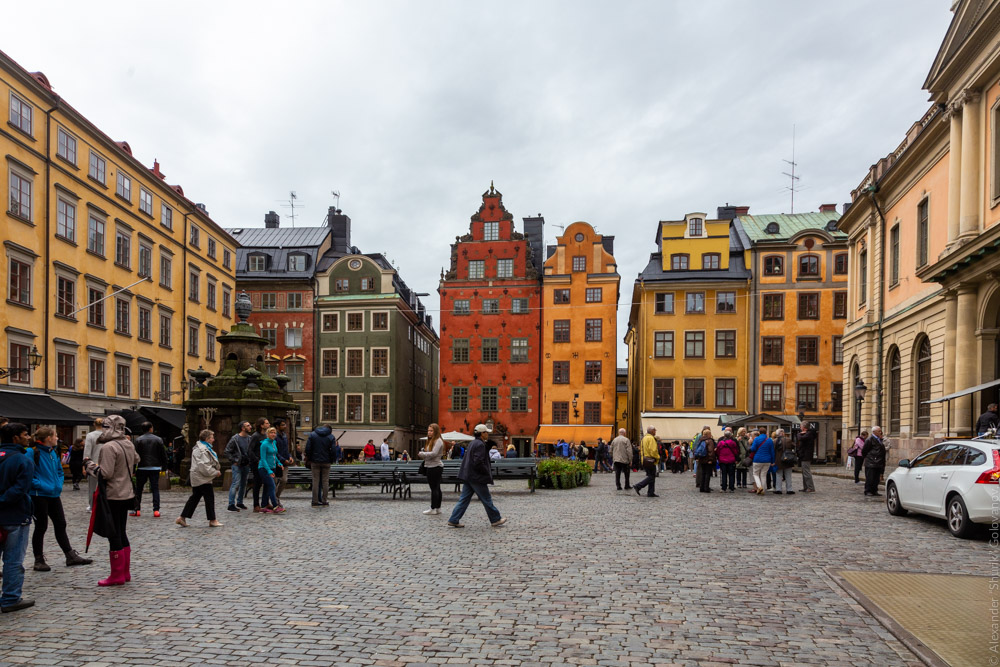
[
  {"xmin": 626, "ymin": 212, "xmax": 752, "ymax": 443},
  {"xmin": 1, "ymin": 54, "xmax": 236, "ymax": 435},
  {"xmin": 537, "ymin": 222, "xmax": 619, "ymax": 446}
]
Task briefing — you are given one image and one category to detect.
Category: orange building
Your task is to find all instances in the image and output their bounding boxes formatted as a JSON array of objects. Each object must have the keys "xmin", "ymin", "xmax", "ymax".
[{"xmin": 536, "ymin": 222, "xmax": 619, "ymax": 448}]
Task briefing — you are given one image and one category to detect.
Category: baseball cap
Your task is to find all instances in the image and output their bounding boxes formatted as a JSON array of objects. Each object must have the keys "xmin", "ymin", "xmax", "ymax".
[{"xmin": 474, "ymin": 423, "xmax": 489, "ymax": 433}]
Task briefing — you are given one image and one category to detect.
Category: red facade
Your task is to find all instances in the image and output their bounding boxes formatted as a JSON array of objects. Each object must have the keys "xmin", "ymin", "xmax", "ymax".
[
  {"xmin": 245, "ymin": 288, "xmax": 315, "ymax": 393},
  {"xmin": 438, "ymin": 186, "xmax": 541, "ymax": 453}
]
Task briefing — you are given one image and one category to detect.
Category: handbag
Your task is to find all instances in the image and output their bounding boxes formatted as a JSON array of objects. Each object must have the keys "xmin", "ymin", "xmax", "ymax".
[
  {"xmin": 418, "ymin": 460, "xmax": 426, "ymax": 475},
  {"xmin": 642, "ymin": 456, "xmax": 655, "ymax": 466},
  {"xmin": 781, "ymin": 448, "xmax": 797, "ymax": 465}
]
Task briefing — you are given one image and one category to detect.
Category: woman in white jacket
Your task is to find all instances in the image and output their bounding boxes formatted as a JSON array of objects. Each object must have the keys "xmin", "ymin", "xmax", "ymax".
[{"xmin": 176, "ymin": 430, "xmax": 223, "ymax": 528}]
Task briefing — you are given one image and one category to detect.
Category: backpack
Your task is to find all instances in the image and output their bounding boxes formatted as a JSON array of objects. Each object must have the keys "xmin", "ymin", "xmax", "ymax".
[{"xmin": 694, "ymin": 440, "xmax": 708, "ymax": 458}]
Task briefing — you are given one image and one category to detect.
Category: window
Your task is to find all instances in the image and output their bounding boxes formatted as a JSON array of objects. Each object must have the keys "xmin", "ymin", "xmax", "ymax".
[
  {"xmin": 762, "ymin": 337, "xmax": 783, "ymax": 365},
  {"xmin": 684, "ymin": 331, "xmax": 705, "ymax": 358},
  {"xmin": 553, "ymin": 289, "xmax": 570, "ymax": 304},
  {"xmin": 511, "ymin": 298, "xmax": 528, "ymax": 314},
  {"xmin": 285, "ymin": 327, "xmax": 302, "ymax": 349},
  {"xmin": 115, "ymin": 230, "xmax": 131, "ymax": 268},
  {"xmin": 360, "ymin": 277, "xmax": 374, "ymax": 291},
  {"xmin": 115, "ymin": 299, "xmax": 130, "ymax": 335},
  {"xmin": 585, "ymin": 288, "xmax": 602, "ymax": 303},
  {"xmin": 671, "ymin": 254, "xmax": 689, "ymax": 270},
  {"xmin": 139, "ymin": 189, "xmax": 153, "ymax": 216},
  {"xmin": 88, "ymin": 215, "xmax": 106, "ymax": 256},
  {"xmin": 56, "ymin": 198, "xmax": 76, "ymax": 241},
  {"xmin": 798, "ymin": 255, "xmax": 819, "ymax": 277},
  {"xmin": 451, "ymin": 387, "xmax": 468, "ymax": 411},
  {"xmin": 482, "ymin": 299, "xmax": 500, "ymax": 314},
  {"xmin": 9, "ymin": 93, "xmax": 31, "ymax": 134},
  {"xmin": 511, "ymin": 338, "xmax": 529, "ymax": 363},
  {"xmin": 285, "ymin": 254, "xmax": 306, "ymax": 272},
  {"xmin": 223, "ymin": 249, "xmax": 232, "ymax": 269},
  {"xmin": 204, "ymin": 281, "xmax": 216, "ymax": 311},
  {"xmin": 371, "ymin": 348, "xmax": 388, "ymax": 376},
  {"xmin": 797, "ymin": 293, "xmax": 819, "ymax": 319},
  {"xmin": 116, "ymin": 364, "xmax": 131, "ymax": 397},
  {"xmin": 468, "ymin": 260, "xmax": 485, "ymax": 279},
  {"xmin": 138, "ymin": 306, "xmax": 151, "ymax": 341},
  {"xmin": 763, "ymin": 256, "xmax": 784, "ymax": 275},
  {"xmin": 686, "ymin": 292, "xmax": 705, "ymax": 313},
  {"xmin": 833, "ymin": 291, "xmax": 847, "ymax": 319},
  {"xmin": 796, "ymin": 383, "xmax": 818, "ymax": 411},
  {"xmin": 322, "ymin": 313, "xmax": 339, "ymax": 331},
  {"xmin": 372, "ymin": 312, "xmax": 388, "ymax": 330},
  {"xmin": 482, "ymin": 338, "xmax": 499, "ymax": 362},
  {"xmin": 159, "ymin": 252, "xmax": 172, "ymax": 288},
  {"xmin": 888, "ymin": 348, "xmax": 901, "ymax": 434},
  {"xmin": 8, "ymin": 343, "xmax": 30, "ymax": 384},
  {"xmin": 347, "ymin": 312, "xmax": 365, "ymax": 331},
  {"xmin": 57, "ymin": 277, "xmax": 75, "ymax": 317},
  {"xmin": 9, "ymin": 171, "xmax": 31, "ymax": 220},
  {"xmin": 160, "ymin": 203, "xmax": 172, "ymax": 229},
  {"xmin": 702, "ymin": 253, "xmax": 721, "ymax": 270},
  {"xmin": 188, "ymin": 323, "xmax": 199, "ymax": 356},
  {"xmin": 451, "ymin": 338, "xmax": 469, "ymax": 363},
  {"xmin": 688, "ymin": 218, "xmax": 703, "ymax": 236},
  {"xmin": 653, "ymin": 379, "xmax": 673, "ymax": 407},
  {"xmin": 189, "ymin": 225, "xmax": 200, "ymax": 248},
  {"xmin": 511, "ymin": 387, "xmax": 528, "ymax": 411},
  {"xmin": 831, "ymin": 383, "xmax": 843, "ymax": 412},
  {"xmin": 260, "ymin": 327, "xmax": 276, "ymax": 348},
  {"xmin": 583, "ymin": 401, "xmax": 601, "ymax": 424},
  {"xmin": 859, "ymin": 249, "xmax": 867, "ymax": 305},
  {"xmin": 834, "ymin": 253, "xmax": 848, "ymax": 275},
  {"xmin": 207, "ymin": 238, "xmax": 217, "ymax": 260},
  {"xmin": 716, "ymin": 291, "xmax": 735, "ymax": 313},
  {"xmin": 585, "ymin": 318, "xmax": 602, "ymax": 342},
  {"xmin": 321, "ymin": 349, "xmax": 339, "ymax": 377},
  {"xmin": 347, "ymin": 349, "xmax": 364, "ymax": 376},
  {"xmin": 553, "ymin": 361, "xmax": 570, "ymax": 384},
  {"xmin": 57, "ymin": 128, "xmax": 76, "ymax": 164},
  {"xmin": 585, "ymin": 360, "xmax": 602, "ymax": 383},
  {"xmin": 572, "ymin": 256, "xmax": 586, "ymax": 272},
  {"xmin": 159, "ymin": 314, "xmax": 172, "ymax": 347},
  {"xmin": 88, "ymin": 288, "xmax": 105, "ymax": 327},
  {"xmin": 797, "ymin": 337, "xmax": 819, "ymax": 365},
  {"xmin": 137, "ymin": 244, "xmax": 152, "ymax": 278},
  {"xmin": 481, "ymin": 387, "xmax": 498, "ymax": 412},
  {"xmin": 89, "ymin": 358, "xmax": 105, "ymax": 393},
  {"xmin": 653, "ymin": 331, "xmax": 674, "ymax": 358},
  {"xmin": 116, "ymin": 171, "xmax": 131, "ymax": 201},
  {"xmin": 483, "ymin": 221, "xmax": 498, "ymax": 241},
  {"xmin": 553, "ymin": 320, "xmax": 570, "ymax": 342},
  {"xmin": 762, "ymin": 293, "xmax": 784, "ymax": 319},
  {"xmin": 654, "ymin": 292, "xmax": 674, "ymax": 314},
  {"xmin": 497, "ymin": 259, "xmax": 513, "ymax": 278},
  {"xmin": 159, "ymin": 372, "xmax": 171, "ymax": 402},
  {"xmin": 917, "ymin": 199, "xmax": 929, "ymax": 268},
  {"xmin": 716, "ymin": 379, "xmax": 736, "ymax": 408},
  {"xmin": 56, "ymin": 352, "xmax": 75, "ymax": 390},
  {"xmin": 188, "ymin": 270, "xmax": 199, "ymax": 302},
  {"xmin": 88, "ymin": 151, "xmax": 108, "ymax": 185},
  {"xmin": 371, "ymin": 394, "xmax": 388, "ymax": 422},
  {"xmin": 249, "ymin": 255, "xmax": 267, "ymax": 272},
  {"xmin": 833, "ymin": 336, "xmax": 843, "ymax": 364},
  {"xmin": 454, "ymin": 299, "xmax": 470, "ymax": 315},
  {"xmin": 8, "ymin": 259, "xmax": 31, "ymax": 306},
  {"xmin": 346, "ymin": 395, "xmax": 363, "ymax": 422},
  {"xmin": 715, "ymin": 330, "xmax": 736, "ymax": 358},
  {"xmin": 762, "ymin": 383, "xmax": 783, "ymax": 411},
  {"xmin": 916, "ymin": 337, "xmax": 932, "ymax": 434},
  {"xmin": 684, "ymin": 379, "xmax": 705, "ymax": 408},
  {"xmin": 552, "ymin": 401, "xmax": 569, "ymax": 424}
]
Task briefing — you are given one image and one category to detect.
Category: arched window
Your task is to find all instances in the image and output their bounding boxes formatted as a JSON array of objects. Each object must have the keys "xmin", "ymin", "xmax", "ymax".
[
  {"xmin": 915, "ymin": 337, "xmax": 932, "ymax": 434},
  {"xmin": 799, "ymin": 254, "xmax": 820, "ymax": 277},
  {"xmin": 888, "ymin": 348, "xmax": 901, "ymax": 434},
  {"xmin": 852, "ymin": 362, "xmax": 861, "ymax": 428}
]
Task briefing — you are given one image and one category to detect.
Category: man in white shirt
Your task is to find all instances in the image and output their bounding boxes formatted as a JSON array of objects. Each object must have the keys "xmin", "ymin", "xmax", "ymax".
[{"xmin": 380, "ymin": 439, "xmax": 391, "ymax": 462}]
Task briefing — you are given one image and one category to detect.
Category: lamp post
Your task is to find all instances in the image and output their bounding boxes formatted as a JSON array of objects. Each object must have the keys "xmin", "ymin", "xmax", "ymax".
[{"xmin": 854, "ymin": 379, "xmax": 868, "ymax": 439}]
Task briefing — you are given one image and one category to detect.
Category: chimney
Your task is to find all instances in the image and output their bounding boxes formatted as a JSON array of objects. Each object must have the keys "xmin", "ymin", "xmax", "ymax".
[
  {"xmin": 819, "ymin": 203, "xmax": 837, "ymax": 213},
  {"xmin": 842, "ymin": 202, "xmax": 852, "ymax": 215},
  {"xmin": 716, "ymin": 204, "xmax": 750, "ymax": 220},
  {"xmin": 328, "ymin": 207, "xmax": 352, "ymax": 252},
  {"xmin": 601, "ymin": 235, "xmax": 615, "ymax": 257},
  {"xmin": 264, "ymin": 211, "xmax": 280, "ymax": 229},
  {"xmin": 196, "ymin": 203, "xmax": 208, "ymax": 214},
  {"xmin": 522, "ymin": 215, "xmax": 545, "ymax": 275},
  {"xmin": 152, "ymin": 160, "xmax": 165, "ymax": 179}
]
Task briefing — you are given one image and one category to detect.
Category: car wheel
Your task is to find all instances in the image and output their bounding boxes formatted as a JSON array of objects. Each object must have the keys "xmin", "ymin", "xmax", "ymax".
[
  {"xmin": 947, "ymin": 494, "xmax": 975, "ymax": 539},
  {"xmin": 886, "ymin": 482, "xmax": 907, "ymax": 516}
]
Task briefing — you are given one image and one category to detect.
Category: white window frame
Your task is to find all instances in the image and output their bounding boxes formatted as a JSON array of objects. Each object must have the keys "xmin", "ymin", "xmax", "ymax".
[
  {"xmin": 285, "ymin": 327, "xmax": 303, "ymax": 349},
  {"xmin": 344, "ymin": 393, "xmax": 364, "ymax": 422},
  {"xmin": 468, "ymin": 260, "xmax": 485, "ymax": 279},
  {"xmin": 320, "ymin": 394, "xmax": 340, "ymax": 423},
  {"xmin": 371, "ymin": 310, "xmax": 390, "ymax": 331},
  {"xmin": 321, "ymin": 312, "xmax": 340, "ymax": 332},
  {"xmin": 320, "ymin": 348, "xmax": 340, "ymax": 378},
  {"xmin": 345, "ymin": 347, "xmax": 364, "ymax": 377},
  {"xmin": 371, "ymin": 347, "xmax": 390, "ymax": 377},
  {"xmin": 497, "ymin": 258, "xmax": 513, "ymax": 278},
  {"xmin": 346, "ymin": 311, "xmax": 365, "ymax": 332},
  {"xmin": 248, "ymin": 254, "xmax": 266, "ymax": 272},
  {"xmin": 370, "ymin": 393, "xmax": 390, "ymax": 423}
]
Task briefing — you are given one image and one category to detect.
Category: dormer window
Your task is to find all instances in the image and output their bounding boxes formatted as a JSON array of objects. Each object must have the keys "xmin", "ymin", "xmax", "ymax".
[
  {"xmin": 287, "ymin": 253, "xmax": 307, "ymax": 272},
  {"xmin": 688, "ymin": 218, "xmax": 703, "ymax": 236},
  {"xmin": 702, "ymin": 253, "xmax": 721, "ymax": 270},
  {"xmin": 248, "ymin": 254, "xmax": 267, "ymax": 272},
  {"xmin": 671, "ymin": 254, "xmax": 689, "ymax": 270},
  {"xmin": 826, "ymin": 220, "xmax": 838, "ymax": 232},
  {"xmin": 765, "ymin": 222, "xmax": 780, "ymax": 234}
]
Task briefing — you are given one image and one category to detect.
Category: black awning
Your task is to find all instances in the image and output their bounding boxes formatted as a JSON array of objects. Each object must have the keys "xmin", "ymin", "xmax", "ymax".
[
  {"xmin": 140, "ymin": 406, "xmax": 187, "ymax": 430},
  {"xmin": 0, "ymin": 390, "xmax": 92, "ymax": 426}
]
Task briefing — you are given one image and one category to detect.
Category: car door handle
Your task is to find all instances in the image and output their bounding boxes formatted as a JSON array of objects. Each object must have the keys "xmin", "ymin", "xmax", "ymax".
[{"xmin": 940, "ymin": 474, "xmax": 950, "ymax": 479}]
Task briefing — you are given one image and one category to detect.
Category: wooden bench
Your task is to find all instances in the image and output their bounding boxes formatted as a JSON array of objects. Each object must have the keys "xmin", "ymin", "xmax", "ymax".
[{"xmin": 285, "ymin": 464, "xmax": 406, "ymax": 499}]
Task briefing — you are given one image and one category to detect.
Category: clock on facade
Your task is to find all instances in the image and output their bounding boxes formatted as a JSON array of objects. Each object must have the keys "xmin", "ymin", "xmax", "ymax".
[
  {"xmin": 348, "ymin": 259, "xmax": 362, "ymax": 270},
  {"xmin": 575, "ymin": 233, "xmax": 584, "ymax": 242}
]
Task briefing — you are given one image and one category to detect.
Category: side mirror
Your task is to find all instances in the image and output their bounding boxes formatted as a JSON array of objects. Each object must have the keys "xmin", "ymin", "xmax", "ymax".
[{"xmin": 897, "ymin": 459, "xmax": 910, "ymax": 469}]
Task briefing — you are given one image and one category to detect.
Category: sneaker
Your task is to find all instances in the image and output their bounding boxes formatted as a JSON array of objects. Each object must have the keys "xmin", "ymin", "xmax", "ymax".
[
  {"xmin": 491, "ymin": 517, "xmax": 507, "ymax": 527},
  {"xmin": 128, "ymin": 510, "xmax": 138, "ymax": 517},
  {"xmin": 261, "ymin": 508, "xmax": 274, "ymax": 514},
  {"xmin": 227, "ymin": 505, "xmax": 240, "ymax": 512},
  {"xmin": 237, "ymin": 504, "xmax": 248, "ymax": 510},
  {"xmin": 422, "ymin": 508, "xmax": 436, "ymax": 515},
  {"xmin": 0, "ymin": 598, "xmax": 34, "ymax": 613},
  {"xmin": 786, "ymin": 491, "xmax": 796, "ymax": 495},
  {"xmin": 272, "ymin": 507, "xmax": 286, "ymax": 514},
  {"xmin": 447, "ymin": 521, "xmax": 464, "ymax": 528},
  {"xmin": 153, "ymin": 511, "xmax": 161, "ymax": 517}
]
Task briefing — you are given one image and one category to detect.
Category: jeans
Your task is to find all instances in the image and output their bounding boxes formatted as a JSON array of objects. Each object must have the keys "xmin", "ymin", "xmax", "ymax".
[
  {"xmin": 311, "ymin": 464, "xmax": 331, "ymax": 504},
  {"xmin": 800, "ymin": 460, "xmax": 815, "ymax": 491},
  {"xmin": 719, "ymin": 462, "xmax": 736, "ymax": 491},
  {"xmin": 767, "ymin": 466, "xmax": 777, "ymax": 489},
  {"xmin": 448, "ymin": 482, "xmax": 501, "ymax": 524},
  {"xmin": 228, "ymin": 465, "xmax": 249, "ymax": 506},
  {"xmin": 634, "ymin": 461, "xmax": 657, "ymax": 495},
  {"xmin": 613, "ymin": 462, "xmax": 631, "ymax": 489},
  {"xmin": 135, "ymin": 469, "xmax": 161, "ymax": 511},
  {"xmin": 260, "ymin": 471, "xmax": 279, "ymax": 509},
  {"xmin": 31, "ymin": 496, "xmax": 72, "ymax": 558},
  {"xmin": 1, "ymin": 523, "xmax": 31, "ymax": 606},
  {"xmin": 777, "ymin": 467, "xmax": 794, "ymax": 492},
  {"xmin": 425, "ymin": 466, "xmax": 443, "ymax": 509},
  {"xmin": 181, "ymin": 484, "xmax": 216, "ymax": 521}
]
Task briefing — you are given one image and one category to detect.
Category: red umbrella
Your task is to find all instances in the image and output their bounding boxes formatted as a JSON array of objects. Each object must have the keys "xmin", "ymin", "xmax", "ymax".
[{"xmin": 85, "ymin": 485, "xmax": 98, "ymax": 553}]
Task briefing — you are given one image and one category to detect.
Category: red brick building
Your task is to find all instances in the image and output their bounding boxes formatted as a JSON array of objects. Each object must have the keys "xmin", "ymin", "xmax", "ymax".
[{"xmin": 438, "ymin": 185, "xmax": 544, "ymax": 455}]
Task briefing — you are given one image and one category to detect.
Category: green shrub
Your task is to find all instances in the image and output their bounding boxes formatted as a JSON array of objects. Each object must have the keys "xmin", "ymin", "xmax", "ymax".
[{"xmin": 536, "ymin": 458, "xmax": 591, "ymax": 489}]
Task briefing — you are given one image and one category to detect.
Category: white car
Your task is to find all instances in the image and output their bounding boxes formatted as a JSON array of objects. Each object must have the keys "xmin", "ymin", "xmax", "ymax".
[{"xmin": 885, "ymin": 437, "xmax": 1000, "ymax": 538}]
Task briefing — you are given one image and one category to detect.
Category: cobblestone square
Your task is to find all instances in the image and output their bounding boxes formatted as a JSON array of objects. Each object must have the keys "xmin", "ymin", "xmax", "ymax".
[{"xmin": 0, "ymin": 470, "xmax": 990, "ymax": 666}]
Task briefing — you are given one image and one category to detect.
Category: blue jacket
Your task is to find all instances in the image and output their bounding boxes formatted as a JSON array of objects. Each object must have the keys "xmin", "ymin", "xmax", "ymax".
[
  {"xmin": 305, "ymin": 426, "xmax": 336, "ymax": 464},
  {"xmin": 458, "ymin": 437, "xmax": 493, "ymax": 485},
  {"xmin": 275, "ymin": 432, "xmax": 290, "ymax": 462},
  {"xmin": 750, "ymin": 434, "xmax": 775, "ymax": 464},
  {"xmin": 556, "ymin": 441, "xmax": 570, "ymax": 457},
  {"xmin": 28, "ymin": 443, "xmax": 64, "ymax": 497},
  {"xmin": 258, "ymin": 438, "xmax": 279, "ymax": 474},
  {"xmin": 0, "ymin": 444, "xmax": 34, "ymax": 525}
]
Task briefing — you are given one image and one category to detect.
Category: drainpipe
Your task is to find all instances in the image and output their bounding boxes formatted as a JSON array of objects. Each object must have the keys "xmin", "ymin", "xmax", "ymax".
[
  {"xmin": 182, "ymin": 211, "xmax": 191, "ymax": 398},
  {"xmin": 43, "ymin": 102, "xmax": 58, "ymax": 398},
  {"xmin": 866, "ymin": 184, "xmax": 887, "ymax": 428}
]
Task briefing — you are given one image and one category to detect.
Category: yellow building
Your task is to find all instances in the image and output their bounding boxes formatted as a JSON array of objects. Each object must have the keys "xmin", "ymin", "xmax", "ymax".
[
  {"xmin": 626, "ymin": 211, "xmax": 752, "ymax": 443},
  {"xmin": 1, "ymin": 53, "xmax": 237, "ymax": 441},
  {"xmin": 536, "ymin": 222, "xmax": 619, "ymax": 448}
]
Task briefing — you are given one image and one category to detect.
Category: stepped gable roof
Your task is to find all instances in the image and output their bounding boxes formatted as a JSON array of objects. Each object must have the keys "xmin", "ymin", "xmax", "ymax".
[{"xmin": 737, "ymin": 211, "xmax": 846, "ymax": 243}]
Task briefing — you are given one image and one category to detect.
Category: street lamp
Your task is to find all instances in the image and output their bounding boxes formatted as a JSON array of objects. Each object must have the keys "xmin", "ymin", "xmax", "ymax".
[
  {"xmin": 0, "ymin": 344, "xmax": 42, "ymax": 380},
  {"xmin": 854, "ymin": 379, "xmax": 868, "ymax": 438},
  {"xmin": 572, "ymin": 393, "xmax": 579, "ymax": 419}
]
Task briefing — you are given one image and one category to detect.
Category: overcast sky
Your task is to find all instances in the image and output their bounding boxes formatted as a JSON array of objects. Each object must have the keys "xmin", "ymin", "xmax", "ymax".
[{"xmin": 4, "ymin": 1, "xmax": 951, "ymax": 362}]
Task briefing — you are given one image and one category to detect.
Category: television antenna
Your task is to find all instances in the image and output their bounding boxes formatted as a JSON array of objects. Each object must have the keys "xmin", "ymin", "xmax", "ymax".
[
  {"xmin": 330, "ymin": 190, "xmax": 341, "ymax": 209},
  {"xmin": 782, "ymin": 125, "xmax": 801, "ymax": 214},
  {"xmin": 280, "ymin": 191, "xmax": 303, "ymax": 227}
]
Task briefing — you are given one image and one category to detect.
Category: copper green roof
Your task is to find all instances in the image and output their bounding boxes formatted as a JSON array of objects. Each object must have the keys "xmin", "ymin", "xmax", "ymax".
[{"xmin": 737, "ymin": 211, "xmax": 846, "ymax": 243}]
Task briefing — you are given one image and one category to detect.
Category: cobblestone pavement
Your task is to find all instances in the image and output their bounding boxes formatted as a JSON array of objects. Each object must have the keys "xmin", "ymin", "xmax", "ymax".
[{"xmin": 0, "ymin": 469, "xmax": 991, "ymax": 666}]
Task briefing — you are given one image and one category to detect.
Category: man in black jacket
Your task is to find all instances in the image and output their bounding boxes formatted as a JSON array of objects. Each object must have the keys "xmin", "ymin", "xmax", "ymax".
[
  {"xmin": 976, "ymin": 403, "xmax": 999, "ymax": 436},
  {"xmin": 223, "ymin": 421, "xmax": 252, "ymax": 512},
  {"xmin": 446, "ymin": 424, "xmax": 505, "ymax": 528},
  {"xmin": 249, "ymin": 418, "xmax": 269, "ymax": 512},
  {"xmin": 796, "ymin": 424, "xmax": 817, "ymax": 493},
  {"xmin": 304, "ymin": 425, "xmax": 336, "ymax": 507},
  {"xmin": 861, "ymin": 426, "xmax": 886, "ymax": 497},
  {"xmin": 133, "ymin": 422, "xmax": 168, "ymax": 517}
]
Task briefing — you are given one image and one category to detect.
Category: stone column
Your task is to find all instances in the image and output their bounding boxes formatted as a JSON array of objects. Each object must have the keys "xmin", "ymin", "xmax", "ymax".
[
  {"xmin": 955, "ymin": 285, "xmax": 979, "ymax": 435},
  {"xmin": 947, "ymin": 105, "xmax": 962, "ymax": 245},
  {"xmin": 959, "ymin": 90, "xmax": 982, "ymax": 240},
  {"xmin": 942, "ymin": 290, "xmax": 957, "ymax": 435}
]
